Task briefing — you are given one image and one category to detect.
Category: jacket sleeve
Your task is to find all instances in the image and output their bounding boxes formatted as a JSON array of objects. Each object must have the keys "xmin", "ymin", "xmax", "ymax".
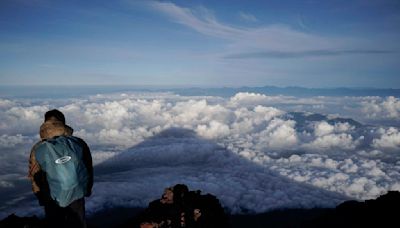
[
  {"xmin": 79, "ymin": 138, "xmax": 93, "ymax": 197},
  {"xmin": 28, "ymin": 142, "xmax": 42, "ymax": 193}
]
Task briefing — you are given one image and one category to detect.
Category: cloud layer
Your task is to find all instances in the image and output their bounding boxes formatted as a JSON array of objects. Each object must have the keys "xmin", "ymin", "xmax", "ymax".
[{"xmin": 0, "ymin": 92, "xmax": 399, "ymax": 217}]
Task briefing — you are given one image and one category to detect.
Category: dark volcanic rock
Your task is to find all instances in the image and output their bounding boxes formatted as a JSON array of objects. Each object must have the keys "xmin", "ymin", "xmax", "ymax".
[
  {"xmin": 303, "ymin": 191, "xmax": 400, "ymax": 228},
  {"xmin": 2, "ymin": 191, "xmax": 399, "ymax": 228},
  {"xmin": 0, "ymin": 214, "xmax": 42, "ymax": 228}
]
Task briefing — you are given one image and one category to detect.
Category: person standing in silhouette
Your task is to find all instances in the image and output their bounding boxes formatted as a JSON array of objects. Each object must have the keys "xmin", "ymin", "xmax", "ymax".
[{"xmin": 28, "ymin": 109, "xmax": 93, "ymax": 228}]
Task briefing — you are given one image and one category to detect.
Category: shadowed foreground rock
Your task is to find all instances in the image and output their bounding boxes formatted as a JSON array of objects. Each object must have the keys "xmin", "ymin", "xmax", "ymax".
[
  {"xmin": 303, "ymin": 191, "xmax": 400, "ymax": 228},
  {"xmin": 0, "ymin": 214, "xmax": 43, "ymax": 228},
  {"xmin": 120, "ymin": 184, "xmax": 229, "ymax": 228},
  {"xmin": 1, "ymin": 191, "xmax": 399, "ymax": 228}
]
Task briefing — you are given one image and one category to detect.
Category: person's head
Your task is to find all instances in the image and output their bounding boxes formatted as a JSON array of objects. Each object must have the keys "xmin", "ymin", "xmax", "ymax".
[
  {"xmin": 173, "ymin": 184, "xmax": 189, "ymax": 202},
  {"xmin": 161, "ymin": 187, "xmax": 174, "ymax": 204},
  {"xmin": 44, "ymin": 109, "xmax": 65, "ymax": 124}
]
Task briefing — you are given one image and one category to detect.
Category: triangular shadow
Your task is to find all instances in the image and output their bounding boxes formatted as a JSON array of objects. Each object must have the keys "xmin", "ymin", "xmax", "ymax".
[{"xmin": 93, "ymin": 127, "xmax": 350, "ymax": 214}]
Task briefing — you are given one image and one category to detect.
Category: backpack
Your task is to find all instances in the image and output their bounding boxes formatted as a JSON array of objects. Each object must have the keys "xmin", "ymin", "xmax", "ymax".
[{"xmin": 35, "ymin": 136, "xmax": 89, "ymax": 207}]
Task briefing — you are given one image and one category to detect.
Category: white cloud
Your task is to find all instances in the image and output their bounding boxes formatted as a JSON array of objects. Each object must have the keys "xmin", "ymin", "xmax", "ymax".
[
  {"xmin": 148, "ymin": 1, "xmax": 378, "ymax": 58},
  {"xmin": 314, "ymin": 121, "xmax": 335, "ymax": 136},
  {"xmin": 239, "ymin": 11, "xmax": 258, "ymax": 22},
  {"xmin": 229, "ymin": 92, "xmax": 324, "ymax": 109},
  {"xmin": 302, "ymin": 121, "xmax": 360, "ymax": 151},
  {"xmin": 372, "ymin": 127, "xmax": 400, "ymax": 150},
  {"xmin": 196, "ymin": 120, "xmax": 230, "ymax": 139},
  {"xmin": 305, "ymin": 133, "xmax": 359, "ymax": 151},
  {"xmin": 149, "ymin": 2, "xmax": 244, "ymax": 42},
  {"xmin": 257, "ymin": 118, "xmax": 298, "ymax": 149},
  {"xmin": 338, "ymin": 159, "xmax": 359, "ymax": 173},
  {"xmin": 273, "ymin": 154, "xmax": 396, "ymax": 200},
  {"xmin": 0, "ymin": 104, "xmax": 48, "ymax": 135},
  {"xmin": 313, "ymin": 121, "xmax": 354, "ymax": 136},
  {"xmin": 171, "ymin": 99, "xmax": 232, "ymax": 127},
  {"xmin": 1, "ymin": 92, "xmax": 400, "ymax": 218},
  {"xmin": 361, "ymin": 96, "xmax": 400, "ymax": 120},
  {"xmin": 151, "ymin": 1, "xmax": 333, "ymax": 52},
  {"xmin": 334, "ymin": 122, "xmax": 355, "ymax": 132},
  {"xmin": 230, "ymin": 92, "xmax": 268, "ymax": 106},
  {"xmin": 0, "ymin": 134, "xmax": 30, "ymax": 148},
  {"xmin": 0, "ymin": 99, "xmax": 15, "ymax": 109}
]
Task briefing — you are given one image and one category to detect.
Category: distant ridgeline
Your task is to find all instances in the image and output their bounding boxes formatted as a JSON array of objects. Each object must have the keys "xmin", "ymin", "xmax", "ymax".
[
  {"xmin": 170, "ymin": 86, "xmax": 400, "ymax": 97},
  {"xmin": 1, "ymin": 85, "xmax": 400, "ymax": 99}
]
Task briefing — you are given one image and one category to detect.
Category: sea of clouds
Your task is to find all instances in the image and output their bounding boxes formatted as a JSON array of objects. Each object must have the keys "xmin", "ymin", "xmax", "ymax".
[{"xmin": 0, "ymin": 91, "xmax": 399, "ymax": 218}]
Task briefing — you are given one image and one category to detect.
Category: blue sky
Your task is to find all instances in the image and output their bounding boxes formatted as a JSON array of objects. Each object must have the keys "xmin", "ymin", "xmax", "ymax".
[{"xmin": 0, "ymin": 0, "xmax": 399, "ymax": 87}]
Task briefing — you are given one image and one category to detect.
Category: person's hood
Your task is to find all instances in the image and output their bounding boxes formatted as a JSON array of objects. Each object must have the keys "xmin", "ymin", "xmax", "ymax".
[{"xmin": 39, "ymin": 119, "xmax": 73, "ymax": 140}]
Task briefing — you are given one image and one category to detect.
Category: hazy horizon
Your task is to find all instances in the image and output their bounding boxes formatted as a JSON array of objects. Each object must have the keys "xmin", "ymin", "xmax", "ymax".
[{"xmin": 2, "ymin": 84, "xmax": 400, "ymax": 89}]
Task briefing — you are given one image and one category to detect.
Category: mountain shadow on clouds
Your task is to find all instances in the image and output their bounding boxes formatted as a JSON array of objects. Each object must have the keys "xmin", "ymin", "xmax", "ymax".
[{"xmin": 93, "ymin": 127, "xmax": 350, "ymax": 216}]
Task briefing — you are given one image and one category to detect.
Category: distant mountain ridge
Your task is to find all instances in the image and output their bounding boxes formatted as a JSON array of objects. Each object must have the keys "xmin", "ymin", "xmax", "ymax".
[
  {"xmin": 1, "ymin": 85, "xmax": 400, "ymax": 99},
  {"xmin": 170, "ymin": 86, "xmax": 400, "ymax": 97},
  {"xmin": 285, "ymin": 112, "xmax": 364, "ymax": 129}
]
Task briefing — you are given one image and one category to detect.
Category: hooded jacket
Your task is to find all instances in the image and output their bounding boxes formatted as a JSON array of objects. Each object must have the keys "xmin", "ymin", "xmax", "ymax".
[{"xmin": 28, "ymin": 118, "xmax": 93, "ymax": 205}]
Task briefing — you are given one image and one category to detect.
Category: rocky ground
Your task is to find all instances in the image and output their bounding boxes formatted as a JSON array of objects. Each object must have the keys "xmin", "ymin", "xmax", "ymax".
[{"xmin": 2, "ymin": 191, "xmax": 399, "ymax": 228}]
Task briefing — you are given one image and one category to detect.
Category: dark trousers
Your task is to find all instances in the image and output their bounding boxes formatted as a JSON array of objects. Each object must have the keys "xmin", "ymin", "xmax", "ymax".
[{"xmin": 44, "ymin": 198, "xmax": 86, "ymax": 228}]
